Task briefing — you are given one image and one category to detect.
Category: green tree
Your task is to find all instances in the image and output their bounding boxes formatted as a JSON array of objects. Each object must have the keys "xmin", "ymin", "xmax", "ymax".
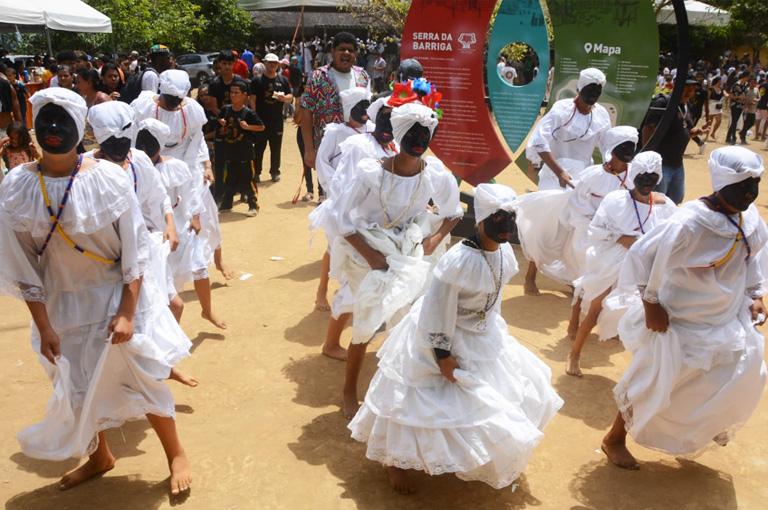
[
  {"xmin": 191, "ymin": 0, "xmax": 257, "ymax": 52},
  {"xmin": 339, "ymin": 0, "xmax": 411, "ymax": 38}
]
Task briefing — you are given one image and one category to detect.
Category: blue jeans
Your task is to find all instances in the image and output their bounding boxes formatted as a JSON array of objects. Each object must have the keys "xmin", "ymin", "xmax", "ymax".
[{"xmin": 655, "ymin": 164, "xmax": 685, "ymax": 205}]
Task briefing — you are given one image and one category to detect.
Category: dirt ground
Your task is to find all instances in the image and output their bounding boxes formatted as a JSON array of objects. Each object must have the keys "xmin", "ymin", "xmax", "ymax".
[{"xmin": 2, "ymin": 118, "xmax": 768, "ymax": 510}]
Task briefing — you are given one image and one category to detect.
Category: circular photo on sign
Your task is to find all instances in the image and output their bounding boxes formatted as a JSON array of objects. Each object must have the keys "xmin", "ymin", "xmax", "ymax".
[{"xmin": 496, "ymin": 43, "xmax": 540, "ymax": 87}]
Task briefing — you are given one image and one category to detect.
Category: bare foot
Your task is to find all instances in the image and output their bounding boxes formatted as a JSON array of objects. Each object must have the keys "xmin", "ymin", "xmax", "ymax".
[
  {"xmin": 601, "ymin": 440, "xmax": 639, "ymax": 470},
  {"xmin": 169, "ymin": 367, "xmax": 199, "ymax": 387},
  {"xmin": 216, "ymin": 261, "xmax": 236, "ymax": 280},
  {"xmin": 169, "ymin": 452, "xmax": 193, "ymax": 495},
  {"xmin": 201, "ymin": 310, "xmax": 227, "ymax": 330},
  {"xmin": 315, "ymin": 291, "xmax": 331, "ymax": 312},
  {"xmin": 566, "ymin": 353, "xmax": 583, "ymax": 377},
  {"xmin": 59, "ymin": 454, "xmax": 115, "ymax": 490},
  {"xmin": 322, "ymin": 344, "xmax": 348, "ymax": 361},
  {"xmin": 524, "ymin": 279, "xmax": 540, "ymax": 296},
  {"xmin": 387, "ymin": 466, "xmax": 417, "ymax": 495},
  {"xmin": 342, "ymin": 391, "xmax": 360, "ymax": 420}
]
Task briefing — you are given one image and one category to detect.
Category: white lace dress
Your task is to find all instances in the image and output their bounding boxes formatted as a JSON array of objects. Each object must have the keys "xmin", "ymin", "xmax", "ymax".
[
  {"xmin": 328, "ymin": 156, "xmax": 463, "ymax": 343},
  {"xmin": 0, "ymin": 160, "xmax": 191, "ymax": 461},
  {"xmin": 349, "ymin": 242, "xmax": 563, "ymax": 489},
  {"xmin": 613, "ymin": 200, "xmax": 768, "ymax": 456},
  {"xmin": 526, "ymin": 98, "xmax": 611, "ymax": 190},
  {"xmin": 578, "ymin": 190, "xmax": 677, "ymax": 339}
]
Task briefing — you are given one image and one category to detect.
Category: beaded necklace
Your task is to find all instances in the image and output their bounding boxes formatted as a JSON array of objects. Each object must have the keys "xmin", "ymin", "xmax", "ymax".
[
  {"xmin": 126, "ymin": 155, "xmax": 137, "ymax": 192},
  {"xmin": 551, "ymin": 98, "xmax": 593, "ymax": 143},
  {"xmin": 379, "ymin": 157, "xmax": 425, "ymax": 230},
  {"xmin": 699, "ymin": 196, "xmax": 751, "ymax": 267},
  {"xmin": 156, "ymin": 100, "xmax": 187, "ymax": 147},
  {"xmin": 36, "ymin": 156, "xmax": 120, "ymax": 264},
  {"xmin": 630, "ymin": 190, "xmax": 653, "ymax": 234},
  {"xmin": 604, "ymin": 162, "xmax": 629, "ymax": 189},
  {"xmin": 457, "ymin": 236, "xmax": 503, "ymax": 332}
]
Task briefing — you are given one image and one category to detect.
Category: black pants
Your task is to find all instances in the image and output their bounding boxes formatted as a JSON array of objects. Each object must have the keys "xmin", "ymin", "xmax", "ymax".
[
  {"xmin": 221, "ymin": 160, "xmax": 258, "ymax": 210},
  {"xmin": 254, "ymin": 121, "xmax": 283, "ymax": 177},
  {"xmin": 727, "ymin": 107, "xmax": 743, "ymax": 143},
  {"xmin": 296, "ymin": 127, "xmax": 323, "ymax": 196},
  {"xmin": 740, "ymin": 112, "xmax": 756, "ymax": 142}
]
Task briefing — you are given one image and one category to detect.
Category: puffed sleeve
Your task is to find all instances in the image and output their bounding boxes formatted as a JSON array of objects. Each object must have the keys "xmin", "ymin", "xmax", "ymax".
[
  {"xmin": 0, "ymin": 223, "xmax": 45, "ymax": 302},
  {"xmin": 418, "ymin": 274, "xmax": 460, "ymax": 354},
  {"xmin": 147, "ymin": 165, "xmax": 174, "ymax": 221},
  {"xmin": 588, "ymin": 191, "xmax": 629, "ymax": 244},
  {"xmin": 332, "ymin": 162, "xmax": 374, "ymax": 237},
  {"xmin": 745, "ymin": 221, "xmax": 768, "ymax": 298},
  {"xmin": 118, "ymin": 194, "xmax": 151, "ymax": 284},
  {"xmin": 564, "ymin": 166, "xmax": 602, "ymax": 229},
  {"xmin": 315, "ymin": 128, "xmax": 341, "ymax": 192},
  {"xmin": 426, "ymin": 158, "xmax": 463, "ymax": 220},
  {"xmin": 526, "ymin": 106, "xmax": 559, "ymax": 155}
]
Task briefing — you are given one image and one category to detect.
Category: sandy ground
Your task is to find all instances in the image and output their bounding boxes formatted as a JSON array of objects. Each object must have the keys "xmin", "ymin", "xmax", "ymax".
[{"xmin": 2, "ymin": 118, "xmax": 768, "ymax": 510}]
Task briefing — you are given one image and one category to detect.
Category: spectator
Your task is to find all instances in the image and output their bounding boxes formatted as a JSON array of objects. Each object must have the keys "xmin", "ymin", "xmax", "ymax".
[
  {"xmin": 726, "ymin": 71, "xmax": 750, "ymax": 145},
  {"xmin": 372, "ymin": 52, "xmax": 387, "ymax": 93},
  {"xmin": 101, "ymin": 62, "xmax": 124, "ymax": 101},
  {"xmin": 740, "ymin": 76, "xmax": 759, "ymax": 144},
  {"xmin": 241, "ymin": 48, "xmax": 254, "ymax": 71},
  {"xmin": 3, "ymin": 68, "xmax": 29, "ymax": 126},
  {"xmin": 232, "ymin": 51, "xmax": 249, "ymax": 80}
]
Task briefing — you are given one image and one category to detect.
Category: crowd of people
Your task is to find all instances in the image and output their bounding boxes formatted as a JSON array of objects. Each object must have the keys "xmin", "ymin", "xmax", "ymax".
[{"xmin": 0, "ymin": 32, "xmax": 767, "ymax": 501}]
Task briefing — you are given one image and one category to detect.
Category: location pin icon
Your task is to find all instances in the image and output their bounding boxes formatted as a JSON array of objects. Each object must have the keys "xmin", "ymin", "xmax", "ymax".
[{"xmin": 584, "ymin": 42, "xmax": 593, "ymax": 53}]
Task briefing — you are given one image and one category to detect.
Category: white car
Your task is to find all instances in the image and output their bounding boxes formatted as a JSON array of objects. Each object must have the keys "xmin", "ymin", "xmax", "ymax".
[{"xmin": 176, "ymin": 53, "xmax": 216, "ymax": 86}]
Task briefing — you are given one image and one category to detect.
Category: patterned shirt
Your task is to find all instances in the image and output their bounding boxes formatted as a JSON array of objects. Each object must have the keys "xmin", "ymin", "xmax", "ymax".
[
  {"xmin": 301, "ymin": 64, "xmax": 369, "ymax": 149},
  {"xmin": 729, "ymin": 81, "xmax": 747, "ymax": 109}
]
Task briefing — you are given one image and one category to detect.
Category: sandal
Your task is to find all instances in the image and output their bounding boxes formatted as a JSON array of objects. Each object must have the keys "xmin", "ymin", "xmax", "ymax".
[{"xmin": 302, "ymin": 192, "xmax": 314, "ymax": 202}]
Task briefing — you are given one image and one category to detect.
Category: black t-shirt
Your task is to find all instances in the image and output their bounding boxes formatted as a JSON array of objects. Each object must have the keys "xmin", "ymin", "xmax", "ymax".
[
  {"xmin": 288, "ymin": 65, "xmax": 303, "ymax": 88},
  {"xmin": 208, "ymin": 75, "xmax": 249, "ymax": 109},
  {"xmin": 217, "ymin": 105, "xmax": 262, "ymax": 161},
  {"xmin": 757, "ymin": 83, "xmax": 768, "ymax": 110},
  {"xmin": 691, "ymin": 86, "xmax": 708, "ymax": 117},
  {"xmin": 250, "ymin": 73, "xmax": 291, "ymax": 124},
  {"xmin": 645, "ymin": 94, "xmax": 692, "ymax": 168}
]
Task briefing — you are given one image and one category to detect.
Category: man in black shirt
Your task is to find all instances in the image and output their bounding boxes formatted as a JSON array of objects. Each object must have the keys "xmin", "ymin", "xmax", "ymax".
[
  {"xmin": 756, "ymin": 78, "xmax": 768, "ymax": 141},
  {"xmin": 249, "ymin": 52, "xmax": 293, "ymax": 182},
  {"xmin": 726, "ymin": 71, "xmax": 750, "ymax": 145}
]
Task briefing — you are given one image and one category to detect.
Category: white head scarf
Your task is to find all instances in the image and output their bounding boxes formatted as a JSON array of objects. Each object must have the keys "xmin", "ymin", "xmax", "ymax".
[
  {"xmin": 709, "ymin": 146, "xmax": 764, "ymax": 191},
  {"xmin": 159, "ymin": 70, "xmax": 191, "ymax": 99},
  {"xmin": 629, "ymin": 151, "xmax": 663, "ymax": 184},
  {"xmin": 340, "ymin": 87, "xmax": 371, "ymax": 122},
  {"xmin": 600, "ymin": 126, "xmax": 638, "ymax": 164},
  {"xmin": 87, "ymin": 101, "xmax": 135, "ymax": 144},
  {"xmin": 367, "ymin": 97, "xmax": 389, "ymax": 123},
  {"xmin": 577, "ymin": 68, "xmax": 606, "ymax": 91},
  {"xmin": 473, "ymin": 183, "xmax": 517, "ymax": 224},
  {"xmin": 137, "ymin": 118, "xmax": 171, "ymax": 148},
  {"xmin": 390, "ymin": 103, "xmax": 439, "ymax": 146},
  {"xmin": 30, "ymin": 87, "xmax": 88, "ymax": 139}
]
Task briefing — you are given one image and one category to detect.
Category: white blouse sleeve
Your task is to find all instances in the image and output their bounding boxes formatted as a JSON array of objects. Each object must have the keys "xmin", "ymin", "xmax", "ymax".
[
  {"xmin": 148, "ymin": 167, "xmax": 174, "ymax": 219},
  {"xmin": 119, "ymin": 196, "xmax": 152, "ymax": 283},
  {"xmin": 427, "ymin": 159, "xmax": 463, "ymax": 220},
  {"xmin": 0, "ymin": 224, "xmax": 45, "ymax": 302},
  {"xmin": 418, "ymin": 274, "xmax": 460, "ymax": 352},
  {"xmin": 589, "ymin": 192, "xmax": 629, "ymax": 243},
  {"xmin": 315, "ymin": 131, "xmax": 341, "ymax": 192},
  {"xmin": 527, "ymin": 108, "xmax": 557, "ymax": 155},
  {"xmin": 332, "ymin": 165, "xmax": 373, "ymax": 237},
  {"xmin": 745, "ymin": 247, "xmax": 768, "ymax": 298}
]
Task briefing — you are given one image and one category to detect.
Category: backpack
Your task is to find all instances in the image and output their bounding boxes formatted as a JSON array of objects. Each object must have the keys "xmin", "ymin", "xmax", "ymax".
[{"xmin": 120, "ymin": 68, "xmax": 158, "ymax": 104}]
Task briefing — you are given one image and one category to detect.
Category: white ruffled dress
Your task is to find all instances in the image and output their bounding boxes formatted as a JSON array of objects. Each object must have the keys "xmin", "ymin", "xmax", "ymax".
[
  {"xmin": 329, "ymin": 156, "xmax": 463, "ymax": 343},
  {"xmin": 526, "ymin": 99, "xmax": 611, "ymax": 191},
  {"xmin": 613, "ymin": 200, "xmax": 768, "ymax": 456},
  {"xmin": 349, "ymin": 242, "xmax": 563, "ymax": 489},
  {"xmin": 516, "ymin": 164, "xmax": 632, "ymax": 285},
  {"xmin": 0, "ymin": 160, "xmax": 191, "ymax": 461},
  {"xmin": 314, "ymin": 121, "xmax": 372, "ymax": 194},
  {"xmin": 578, "ymin": 190, "xmax": 677, "ymax": 339}
]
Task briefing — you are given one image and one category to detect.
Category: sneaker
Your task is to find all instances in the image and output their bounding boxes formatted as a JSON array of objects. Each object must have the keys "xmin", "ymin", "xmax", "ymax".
[
  {"xmin": 246, "ymin": 207, "xmax": 259, "ymax": 217},
  {"xmin": 271, "ymin": 174, "xmax": 281, "ymax": 182},
  {"xmin": 698, "ymin": 141, "xmax": 706, "ymax": 154}
]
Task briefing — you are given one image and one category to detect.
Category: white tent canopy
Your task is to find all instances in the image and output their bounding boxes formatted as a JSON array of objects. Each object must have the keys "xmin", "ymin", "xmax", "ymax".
[
  {"xmin": 656, "ymin": 0, "xmax": 730, "ymax": 27},
  {"xmin": 0, "ymin": 0, "xmax": 112, "ymax": 33}
]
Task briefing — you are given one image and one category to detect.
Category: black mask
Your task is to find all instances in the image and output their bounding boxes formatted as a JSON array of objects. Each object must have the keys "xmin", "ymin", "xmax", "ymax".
[
  {"xmin": 34, "ymin": 103, "xmax": 80, "ymax": 154},
  {"xmin": 481, "ymin": 210, "xmax": 516, "ymax": 244},
  {"xmin": 349, "ymin": 99, "xmax": 370, "ymax": 125},
  {"xmin": 100, "ymin": 136, "xmax": 132, "ymax": 162},
  {"xmin": 579, "ymin": 83, "xmax": 603, "ymax": 106},
  {"xmin": 612, "ymin": 141, "xmax": 637, "ymax": 164},
  {"xmin": 400, "ymin": 123, "xmax": 432, "ymax": 157},
  {"xmin": 161, "ymin": 94, "xmax": 184, "ymax": 109},
  {"xmin": 719, "ymin": 177, "xmax": 760, "ymax": 211},
  {"xmin": 373, "ymin": 107, "xmax": 394, "ymax": 145},
  {"xmin": 135, "ymin": 129, "xmax": 161, "ymax": 160},
  {"xmin": 632, "ymin": 172, "xmax": 658, "ymax": 196}
]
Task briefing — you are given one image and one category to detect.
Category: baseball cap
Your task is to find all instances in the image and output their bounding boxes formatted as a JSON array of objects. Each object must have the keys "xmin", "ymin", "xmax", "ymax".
[
  {"xmin": 280, "ymin": 58, "xmax": 289, "ymax": 66},
  {"xmin": 149, "ymin": 44, "xmax": 170, "ymax": 56},
  {"xmin": 264, "ymin": 53, "xmax": 279, "ymax": 63}
]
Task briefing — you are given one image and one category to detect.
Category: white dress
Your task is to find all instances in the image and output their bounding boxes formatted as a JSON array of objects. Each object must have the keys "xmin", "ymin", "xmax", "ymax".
[
  {"xmin": 613, "ymin": 200, "xmax": 768, "ymax": 456},
  {"xmin": 314, "ymin": 121, "xmax": 372, "ymax": 194},
  {"xmin": 0, "ymin": 160, "xmax": 191, "ymax": 461},
  {"xmin": 526, "ymin": 99, "xmax": 611, "ymax": 190},
  {"xmin": 349, "ymin": 242, "xmax": 563, "ymax": 489},
  {"xmin": 576, "ymin": 190, "xmax": 677, "ymax": 339},
  {"xmin": 329, "ymin": 156, "xmax": 463, "ymax": 342},
  {"xmin": 516, "ymin": 164, "xmax": 632, "ymax": 285}
]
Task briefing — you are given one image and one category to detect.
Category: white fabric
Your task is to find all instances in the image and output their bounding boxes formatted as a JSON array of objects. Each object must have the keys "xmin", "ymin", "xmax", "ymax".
[
  {"xmin": 138, "ymin": 118, "xmax": 171, "ymax": 149},
  {"xmin": 600, "ymin": 125, "xmax": 638, "ymax": 164},
  {"xmin": 0, "ymin": 0, "xmax": 112, "ymax": 33},
  {"xmin": 340, "ymin": 87, "xmax": 371, "ymax": 123},
  {"xmin": 329, "ymin": 68, "xmax": 354, "ymax": 93},
  {"xmin": 367, "ymin": 97, "xmax": 389, "ymax": 123},
  {"xmin": 610, "ymin": 199, "xmax": 768, "ymax": 456},
  {"xmin": 349, "ymin": 242, "xmax": 562, "ymax": 489},
  {"xmin": 526, "ymin": 98, "xmax": 612, "ymax": 190},
  {"xmin": 709, "ymin": 146, "xmax": 764, "ymax": 191},
  {"xmin": 473, "ymin": 183, "xmax": 517, "ymax": 224},
  {"xmin": 87, "ymin": 100, "xmax": 135, "ymax": 144},
  {"xmin": 577, "ymin": 68, "xmax": 606, "ymax": 90},
  {"xmin": 0, "ymin": 160, "xmax": 190, "ymax": 460},
  {"xmin": 629, "ymin": 151, "xmax": 663, "ymax": 184},
  {"xmin": 314, "ymin": 122, "xmax": 369, "ymax": 193},
  {"xmin": 391, "ymin": 103, "xmax": 439, "ymax": 146},
  {"xmin": 159, "ymin": 70, "xmax": 191, "ymax": 99},
  {"xmin": 30, "ymin": 87, "xmax": 87, "ymax": 141}
]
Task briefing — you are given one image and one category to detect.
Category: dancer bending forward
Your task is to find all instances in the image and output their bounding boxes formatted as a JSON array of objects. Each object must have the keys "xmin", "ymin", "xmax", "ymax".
[{"xmin": 349, "ymin": 184, "xmax": 563, "ymax": 493}]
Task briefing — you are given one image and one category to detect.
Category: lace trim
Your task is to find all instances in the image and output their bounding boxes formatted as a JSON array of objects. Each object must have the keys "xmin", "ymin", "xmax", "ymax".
[
  {"xmin": 19, "ymin": 283, "xmax": 45, "ymax": 302},
  {"xmin": 192, "ymin": 268, "xmax": 209, "ymax": 281},
  {"xmin": 590, "ymin": 218, "xmax": 624, "ymax": 242},
  {"xmin": 428, "ymin": 332, "xmax": 451, "ymax": 351},
  {"xmin": 746, "ymin": 283, "xmax": 765, "ymax": 299},
  {"xmin": 641, "ymin": 287, "xmax": 659, "ymax": 304},
  {"xmin": 86, "ymin": 402, "xmax": 176, "ymax": 457}
]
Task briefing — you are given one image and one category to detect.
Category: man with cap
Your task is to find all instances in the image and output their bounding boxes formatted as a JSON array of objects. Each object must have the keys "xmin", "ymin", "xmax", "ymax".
[
  {"xmin": 250, "ymin": 52, "xmax": 293, "ymax": 183},
  {"xmin": 641, "ymin": 72, "xmax": 710, "ymax": 205},
  {"xmin": 601, "ymin": 146, "xmax": 767, "ymax": 470},
  {"xmin": 144, "ymin": 44, "xmax": 173, "ymax": 93}
]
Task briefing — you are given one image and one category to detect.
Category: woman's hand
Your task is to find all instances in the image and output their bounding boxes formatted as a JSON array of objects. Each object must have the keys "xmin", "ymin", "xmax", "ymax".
[
  {"xmin": 750, "ymin": 297, "xmax": 767, "ymax": 326},
  {"xmin": 643, "ymin": 299, "xmax": 669, "ymax": 332},
  {"xmin": 108, "ymin": 314, "xmax": 134, "ymax": 344},
  {"xmin": 438, "ymin": 356, "xmax": 460, "ymax": 383},
  {"xmin": 366, "ymin": 250, "xmax": 389, "ymax": 271},
  {"xmin": 164, "ymin": 221, "xmax": 179, "ymax": 251},
  {"xmin": 189, "ymin": 215, "xmax": 201, "ymax": 235},
  {"xmin": 39, "ymin": 327, "xmax": 61, "ymax": 365}
]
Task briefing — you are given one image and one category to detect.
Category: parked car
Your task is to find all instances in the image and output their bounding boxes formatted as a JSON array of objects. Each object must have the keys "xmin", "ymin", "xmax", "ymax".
[{"xmin": 176, "ymin": 53, "xmax": 216, "ymax": 86}]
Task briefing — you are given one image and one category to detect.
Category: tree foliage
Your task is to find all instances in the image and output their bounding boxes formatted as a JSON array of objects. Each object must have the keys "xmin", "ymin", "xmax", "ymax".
[
  {"xmin": 338, "ymin": 0, "xmax": 411, "ymax": 38},
  {"xmin": 191, "ymin": 0, "xmax": 257, "ymax": 52}
]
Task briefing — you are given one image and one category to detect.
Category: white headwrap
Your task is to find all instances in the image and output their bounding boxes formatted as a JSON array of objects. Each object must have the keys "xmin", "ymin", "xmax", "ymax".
[
  {"xmin": 340, "ymin": 87, "xmax": 371, "ymax": 122},
  {"xmin": 709, "ymin": 146, "xmax": 764, "ymax": 191},
  {"xmin": 366, "ymin": 97, "xmax": 389, "ymax": 123},
  {"xmin": 577, "ymin": 68, "xmax": 606, "ymax": 91},
  {"xmin": 629, "ymin": 151, "xmax": 663, "ymax": 184},
  {"xmin": 159, "ymin": 70, "xmax": 191, "ymax": 99},
  {"xmin": 390, "ymin": 103, "xmax": 439, "ymax": 146},
  {"xmin": 600, "ymin": 125, "xmax": 638, "ymax": 164},
  {"xmin": 30, "ymin": 87, "xmax": 87, "ymax": 139},
  {"xmin": 473, "ymin": 183, "xmax": 517, "ymax": 224},
  {"xmin": 138, "ymin": 118, "xmax": 171, "ymax": 148},
  {"xmin": 87, "ymin": 101, "xmax": 135, "ymax": 144}
]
